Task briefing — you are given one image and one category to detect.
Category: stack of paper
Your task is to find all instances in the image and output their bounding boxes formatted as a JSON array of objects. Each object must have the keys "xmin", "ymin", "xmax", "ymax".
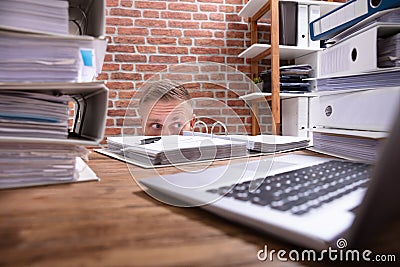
[
  {"xmin": 260, "ymin": 64, "xmax": 312, "ymax": 93},
  {"xmin": 315, "ymin": 69, "xmax": 400, "ymax": 91},
  {"xmin": 0, "ymin": 0, "xmax": 69, "ymax": 35},
  {"xmin": 0, "ymin": 91, "xmax": 69, "ymax": 139},
  {"xmin": 378, "ymin": 32, "xmax": 400, "ymax": 67},
  {"xmin": 183, "ymin": 132, "xmax": 310, "ymax": 153},
  {"xmin": 311, "ymin": 129, "xmax": 387, "ymax": 163},
  {"xmin": 0, "ymin": 143, "xmax": 90, "ymax": 189},
  {"xmin": 106, "ymin": 135, "xmax": 248, "ymax": 166}
]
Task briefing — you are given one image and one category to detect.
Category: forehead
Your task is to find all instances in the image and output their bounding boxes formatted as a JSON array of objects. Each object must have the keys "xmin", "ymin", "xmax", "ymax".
[{"xmin": 144, "ymin": 100, "xmax": 191, "ymax": 120}]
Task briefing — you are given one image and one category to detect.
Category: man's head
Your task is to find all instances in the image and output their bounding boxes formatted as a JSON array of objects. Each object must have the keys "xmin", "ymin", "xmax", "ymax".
[{"xmin": 138, "ymin": 80, "xmax": 195, "ymax": 136}]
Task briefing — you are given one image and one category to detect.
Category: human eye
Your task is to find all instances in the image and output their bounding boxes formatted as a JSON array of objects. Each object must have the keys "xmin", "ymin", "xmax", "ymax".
[
  {"xmin": 151, "ymin": 123, "xmax": 162, "ymax": 129},
  {"xmin": 172, "ymin": 122, "xmax": 183, "ymax": 128}
]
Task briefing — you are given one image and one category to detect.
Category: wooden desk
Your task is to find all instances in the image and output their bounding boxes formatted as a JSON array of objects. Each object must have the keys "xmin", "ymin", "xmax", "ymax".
[{"xmin": 0, "ymin": 152, "xmax": 398, "ymax": 266}]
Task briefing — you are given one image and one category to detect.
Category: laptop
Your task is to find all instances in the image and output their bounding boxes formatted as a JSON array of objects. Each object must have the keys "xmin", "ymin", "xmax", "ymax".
[{"xmin": 140, "ymin": 107, "xmax": 400, "ymax": 250}]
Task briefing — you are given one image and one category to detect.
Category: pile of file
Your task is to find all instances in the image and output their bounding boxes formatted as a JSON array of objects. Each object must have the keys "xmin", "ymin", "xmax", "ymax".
[
  {"xmin": 378, "ymin": 32, "xmax": 400, "ymax": 67},
  {"xmin": 260, "ymin": 64, "xmax": 312, "ymax": 93},
  {"xmin": 106, "ymin": 136, "xmax": 248, "ymax": 166},
  {"xmin": 0, "ymin": 0, "xmax": 107, "ymax": 189},
  {"xmin": 309, "ymin": 0, "xmax": 400, "ymax": 163},
  {"xmin": 0, "ymin": 0, "xmax": 69, "ymax": 34}
]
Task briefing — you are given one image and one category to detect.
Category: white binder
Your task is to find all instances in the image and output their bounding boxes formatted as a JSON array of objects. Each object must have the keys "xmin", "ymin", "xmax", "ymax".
[
  {"xmin": 319, "ymin": 23, "xmax": 400, "ymax": 77},
  {"xmin": 297, "ymin": 4, "xmax": 309, "ymax": 47},
  {"xmin": 282, "ymin": 97, "xmax": 309, "ymax": 138},
  {"xmin": 316, "ymin": 87, "xmax": 400, "ymax": 132},
  {"xmin": 308, "ymin": 5, "xmax": 321, "ymax": 48}
]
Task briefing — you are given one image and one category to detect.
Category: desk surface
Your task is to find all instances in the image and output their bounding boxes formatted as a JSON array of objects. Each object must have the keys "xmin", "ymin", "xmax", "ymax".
[{"xmin": 0, "ymin": 151, "xmax": 398, "ymax": 267}]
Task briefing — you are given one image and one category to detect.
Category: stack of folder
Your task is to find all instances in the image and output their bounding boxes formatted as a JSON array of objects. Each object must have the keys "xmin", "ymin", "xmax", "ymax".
[
  {"xmin": 0, "ymin": 0, "xmax": 108, "ymax": 189},
  {"xmin": 260, "ymin": 64, "xmax": 312, "ymax": 93},
  {"xmin": 309, "ymin": 0, "xmax": 400, "ymax": 163}
]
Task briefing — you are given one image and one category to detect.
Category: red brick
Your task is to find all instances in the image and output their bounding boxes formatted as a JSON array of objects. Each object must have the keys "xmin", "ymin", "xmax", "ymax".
[
  {"xmin": 226, "ymin": 31, "xmax": 244, "ymax": 38},
  {"xmin": 169, "ymin": 3, "xmax": 198, "ymax": 12},
  {"xmin": 193, "ymin": 14, "xmax": 208, "ymax": 20},
  {"xmin": 178, "ymin": 38, "xmax": 192, "ymax": 45},
  {"xmin": 135, "ymin": 19, "xmax": 166, "ymax": 28},
  {"xmin": 210, "ymin": 13, "xmax": 224, "ymax": 21},
  {"xmin": 136, "ymin": 64, "xmax": 167, "ymax": 72},
  {"xmin": 227, "ymin": 57, "xmax": 244, "ymax": 64},
  {"xmin": 106, "ymin": 17, "xmax": 133, "ymax": 26},
  {"xmin": 121, "ymin": 0, "xmax": 133, "ymax": 7},
  {"xmin": 227, "ymin": 100, "xmax": 245, "ymax": 107},
  {"xmin": 200, "ymin": 4, "xmax": 217, "ymax": 12},
  {"xmin": 147, "ymin": 37, "xmax": 177, "ymax": 45},
  {"xmin": 180, "ymin": 56, "xmax": 196, "ymax": 63},
  {"xmin": 226, "ymin": 40, "xmax": 244, "ymax": 47},
  {"xmin": 190, "ymin": 47, "xmax": 219, "ymax": 55},
  {"xmin": 135, "ymin": 1, "xmax": 166, "ymax": 9},
  {"xmin": 225, "ymin": 48, "xmax": 245, "ymax": 55},
  {"xmin": 107, "ymin": 109, "xmax": 127, "ymax": 116},
  {"xmin": 194, "ymin": 109, "xmax": 221, "ymax": 116},
  {"xmin": 228, "ymin": 23, "xmax": 248, "ymax": 31},
  {"xmin": 214, "ymin": 31, "xmax": 225, "ymax": 38},
  {"xmin": 195, "ymin": 39, "xmax": 224, "ymax": 47},
  {"xmin": 162, "ymin": 11, "xmax": 191, "ymax": 20},
  {"xmin": 106, "ymin": 118, "xmax": 115, "ymax": 127},
  {"xmin": 118, "ymin": 91, "xmax": 135, "ymax": 99},
  {"xmin": 190, "ymin": 91, "xmax": 214, "ymax": 98},
  {"xmin": 114, "ymin": 36, "xmax": 145, "ymax": 44},
  {"xmin": 115, "ymin": 100, "xmax": 131, "ymax": 108},
  {"xmin": 149, "ymin": 55, "xmax": 179, "ymax": 63},
  {"xmin": 115, "ymin": 54, "xmax": 147, "ymax": 63},
  {"xmin": 111, "ymin": 73, "xmax": 142, "ymax": 80},
  {"xmin": 215, "ymin": 91, "xmax": 226, "ymax": 98},
  {"xmin": 219, "ymin": 5, "xmax": 235, "ymax": 13},
  {"xmin": 106, "ymin": 82, "xmax": 134, "ymax": 90},
  {"xmin": 169, "ymin": 21, "xmax": 199, "ymax": 29},
  {"xmin": 226, "ymin": 14, "xmax": 242, "ymax": 22},
  {"xmin": 110, "ymin": 8, "xmax": 140, "ymax": 17},
  {"xmin": 96, "ymin": 73, "xmax": 109, "ymax": 81},
  {"xmin": 201, "ymin": 22, "xmax": 226, "ymax": 30},
  {"xmin": 158, "ymin": 46, "xmax": 188, "ymax": 54},
  {"xmin": 151, "ymin": 29, "xmax": 182, "ymax": 36},
  {"xmin": 106, "ymin": 0, "xmax": 118, "ymax": 7},
  {"xmin": 143, "ymin": 10, "xmax": 160, "ymax": 18},
  {"xmin": 136, "ymin": 46, "xmax": 157, "ymax": 53},
  {"xmin": 106, "ymin": 26, "xmax": 116, "ymax": 34},
  {"xmin": 107, "ymin": 45, "xmax": 135, "ymax": 53},
  {"xmin": 105, "ymin": 128, "xmax": 122, "ymax": 136},
  {"xmin": 184, "ymin": 30, "xmax": 212, "ymax": 37},
  {"xmin": 226, "ymin": 0, "xmax": 243, "ymax": 4},
  {"xmin": 144, "ymin": 73, "xmax": 160, "ymax": 80},
  {"xmin": 121, "ymin": 64, "xmax": 133, "ymax": 71},
  {"xmin": 162, "ymin": 73, "xmax": 192, "ymax": 81},
  {"xmin": 102, "ymin": 63, "xmax": 119, "ymax": 71},
  {"xmin": 197, "ymin": 0, "xmax": 223, "ymax": 3},
  {"xmin": 108, "ymin": 90, "xmax": 117, "ymax": 98},
  {"xmin": 118, "ymin": 27, "xmax": 149, "ymax": 35}
]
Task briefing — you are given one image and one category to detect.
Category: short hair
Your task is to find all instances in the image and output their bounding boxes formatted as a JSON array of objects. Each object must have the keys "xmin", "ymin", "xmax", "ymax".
[{"xmin": 138, "ymin": 79, "xmax": 192, "ymax": 116}]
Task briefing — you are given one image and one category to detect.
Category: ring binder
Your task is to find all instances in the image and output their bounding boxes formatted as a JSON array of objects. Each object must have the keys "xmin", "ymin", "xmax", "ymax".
[{"xmin": 211, "ymin": 121, "xmax": 228, "ymax": 138}]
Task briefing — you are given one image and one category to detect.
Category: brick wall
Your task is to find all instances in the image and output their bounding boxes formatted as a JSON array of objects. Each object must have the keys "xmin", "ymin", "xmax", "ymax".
[{"xmin": 99, "ymin": 0, "xmax": 345, "ymax": 137}]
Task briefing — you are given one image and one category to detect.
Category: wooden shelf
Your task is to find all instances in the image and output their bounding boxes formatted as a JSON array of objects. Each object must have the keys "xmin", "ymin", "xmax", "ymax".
[
  {"xmin": 240, "ymin": 92, "xmax": 317, "ymax": 102},
  {"xmin": 238, "ymin": 43, "xmax": 322, "ymax": 61},
  {"xmin": 238, "ymin": 0, "xmax": 341, "ymax": 19}
]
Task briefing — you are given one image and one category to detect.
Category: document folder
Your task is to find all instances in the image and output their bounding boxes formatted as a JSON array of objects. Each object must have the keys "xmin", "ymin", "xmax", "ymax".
[
  {"xmin": 279, "ymin": 1, "xmax": 297, "ymax": 46},
  {"xmin": 319, "ymin": 23, "xmax": 400, "ymax": 77},
  {"xmin": 317, "ymin": 87, "xmax": 400, "ymax": 132},
  {"xmin": 297, "ymin": 4, "xmax": 309, "ymax": 48},
  {"xmin": 0, "ymin": 81, "xmax": 108, "ymax": 146},
  {"xmin": 310, "ymin": 0, "xmax": 400, "ymax": 41}
]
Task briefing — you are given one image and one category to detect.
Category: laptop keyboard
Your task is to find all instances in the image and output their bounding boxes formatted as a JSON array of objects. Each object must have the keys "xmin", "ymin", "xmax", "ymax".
[{"xmin": 206, "ymin": 160, "xmax": 371, "ymax": 215}]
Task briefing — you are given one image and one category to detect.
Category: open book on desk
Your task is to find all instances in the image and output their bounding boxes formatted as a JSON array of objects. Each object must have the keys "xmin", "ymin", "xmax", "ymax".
[
  {"xmin": 182, "ymin": 132, "xmax": 310, "ymax": 153},
  {"xmin": 96, "ymin": 135, "xmax": 252, "ymax": 169}
]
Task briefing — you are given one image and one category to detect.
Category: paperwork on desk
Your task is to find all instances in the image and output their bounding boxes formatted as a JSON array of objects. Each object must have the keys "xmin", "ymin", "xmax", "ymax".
[
  {"xmin": 0, "ymin": 0, "xmax": 69, "ymax": 35},
  {"xmin": 310, "ymin": 128, "xmax": 388, "ymax": 163},
  {"xmin": 0, "ymin": 143, "xmax": 98, "ymax": 189},
  {"xmin": 0, "ymin": 91, "xmax": 69, "ymax": 139},
  {"xmin": 104, "ymin": 135, "xmax": 248, "ymax": 166},
  {"xmin": 183, "ymin": 132, "xmax": 310, "ymax": 153}
]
